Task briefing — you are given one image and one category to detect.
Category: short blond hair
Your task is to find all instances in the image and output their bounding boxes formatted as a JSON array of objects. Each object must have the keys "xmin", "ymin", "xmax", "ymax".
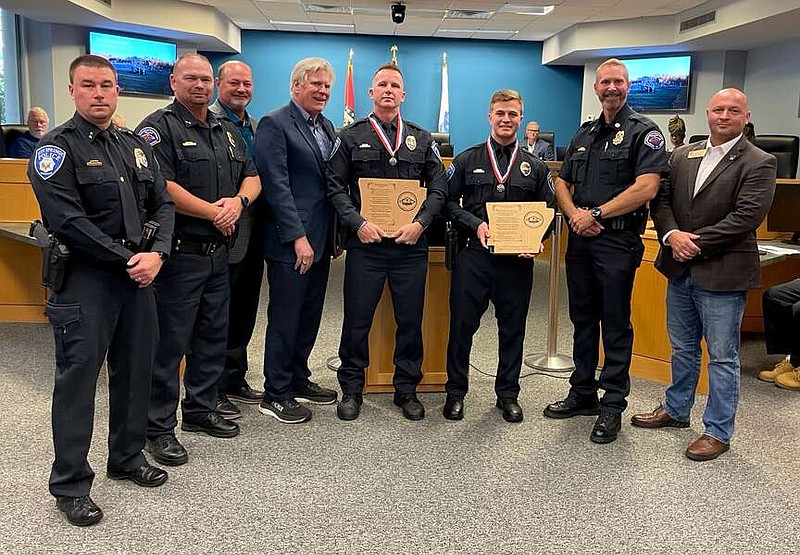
[
  {"xmin": 595, "ymin": 58, "xmax": 629, "ymax": 82},
  {"xmin": 489, "ymin": 89, "xmax": 524, "ymax": 113}
]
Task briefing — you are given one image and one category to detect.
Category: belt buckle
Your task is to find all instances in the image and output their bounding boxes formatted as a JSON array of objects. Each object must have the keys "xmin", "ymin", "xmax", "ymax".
[{"xmin": 204, "ymin": 242, "xmax": 217, "ymax": 255}]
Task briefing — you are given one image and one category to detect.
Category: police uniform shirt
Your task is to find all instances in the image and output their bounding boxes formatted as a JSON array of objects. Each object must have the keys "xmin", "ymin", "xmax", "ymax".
[
  {"xmin": 29, "ymin": 113, "xmax": 174, "ymax": 267},
  {"xmin": 136, "ymin": 101, "xmax": 257, "ymax": 239},
  {"xmin": 447, "ymin": 139, "xmax": 555, "ymax": 233},
  {"xmin": 326, "ymin": 116, "xmax": 447, "ymax": 235},
  {"xmin": 560, "ymin": 104, "xmax": 667, "ymax": 208}
]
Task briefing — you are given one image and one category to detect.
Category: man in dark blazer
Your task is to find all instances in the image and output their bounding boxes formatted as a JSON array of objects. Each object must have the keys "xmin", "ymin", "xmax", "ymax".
[
  {"xmin": 209, "ymin": 60, "xmax": 266, "ymax": 418},
  {"xmin": 523, "ymin": 121, "xmax": 554, "ymax": 161},
  {"xmin": 254, "ymin": 57, "xmax": 338, "ymax": 424},
  {"xmin": 631, "ymin": 88, "xmax": 777, "ymax": 461}
]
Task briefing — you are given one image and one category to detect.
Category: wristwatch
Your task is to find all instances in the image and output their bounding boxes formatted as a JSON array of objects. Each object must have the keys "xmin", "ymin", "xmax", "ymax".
[
  {"xmin": 590, "ymin": 206, "xmax": 603, "ymax": 220},
  {"xmin": 237, "ymin": 194, "xmax": 250, "ymax": 208},
  {"xmin": 155, "ymin": 251, "xmax": 168, "ymax": 262}
]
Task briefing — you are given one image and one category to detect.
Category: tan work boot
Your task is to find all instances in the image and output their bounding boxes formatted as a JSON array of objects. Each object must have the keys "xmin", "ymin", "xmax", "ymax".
[
  {"xmin": 758, "ymin": 358, "xmax": 795, "ymax": 383},
  {"xmin": 775, "ymin": 367, "xmax": 800, "ymax": 391}
]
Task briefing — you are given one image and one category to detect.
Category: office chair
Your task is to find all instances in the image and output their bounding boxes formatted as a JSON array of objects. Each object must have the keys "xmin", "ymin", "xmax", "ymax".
[
  {"xmin": 754, "ymin": 135, "xmax": 799, "ymax": 178},
  {"xmin": 688, "ymin": 134, "xmax": 708, "ymax": 144},
  {"xmin": 431, "ymin": 132, "xmax": 454, "ymax": 157},
  {"xmin": 1, "ymin": 124, "xmax": 28, "ymax": 156}
]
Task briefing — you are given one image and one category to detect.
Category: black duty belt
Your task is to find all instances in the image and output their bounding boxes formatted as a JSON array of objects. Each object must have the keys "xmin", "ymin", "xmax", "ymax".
[
  {"xmin": 602, "ymin": 215, "xmax": 646, "ymax": 233},
  {"xmin": 172, "ymin": 237, "xmax": 224, "ymax": 256}
]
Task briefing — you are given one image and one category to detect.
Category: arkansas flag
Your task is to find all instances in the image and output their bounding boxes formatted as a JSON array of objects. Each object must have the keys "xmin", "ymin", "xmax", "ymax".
[{"xmin": 343, "ymin": 56, "xmax": 355, "ymax": 127}]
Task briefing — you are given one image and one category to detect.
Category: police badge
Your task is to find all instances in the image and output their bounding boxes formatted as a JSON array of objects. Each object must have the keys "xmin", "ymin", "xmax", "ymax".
[
  {"xmin": 612, "ymin": 130, "xmax": 624, "ymax": 145},
  {"xmin": 133, "ymin": 148, "xmax": 148, "ymax": 169},
  {"xmin": 34, "ymin": 146, "xmax": 67, "ymax": 180},
  {"xmin": 405, "ymin": 135, "xmax": 417, "ymax": 151},
  {"xmin": 520, "ymin": 161, "xmax": 531, "ymax": 176}
]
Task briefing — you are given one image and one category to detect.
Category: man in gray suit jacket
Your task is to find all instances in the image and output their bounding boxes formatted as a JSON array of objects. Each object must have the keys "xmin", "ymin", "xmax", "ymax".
[
  {"xmin": 631, "ymin": 88, "xmax": 776, "ymax": 461},
  {"xmin": 523, "ymin": 121, "xmax": 554, "ymax": 161},
  {"xmin": 254, "ymin": 58, "xmax": 339, "ymax": 424}
]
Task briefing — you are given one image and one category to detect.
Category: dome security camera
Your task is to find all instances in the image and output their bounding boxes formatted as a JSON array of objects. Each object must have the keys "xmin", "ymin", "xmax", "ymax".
[{"xmin": 391, "ymin": 3, "xmax": 406, "ymax": 24}]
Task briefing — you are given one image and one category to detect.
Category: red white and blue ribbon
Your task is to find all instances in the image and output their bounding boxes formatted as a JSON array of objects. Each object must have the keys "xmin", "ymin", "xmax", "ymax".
[
  {"xmin": 369, "ymin": 114, "xmax": 404, "ymax": 160},
  {"xmin": 485, "ymin": 138, "xmax": 519, "ymax": 184}
]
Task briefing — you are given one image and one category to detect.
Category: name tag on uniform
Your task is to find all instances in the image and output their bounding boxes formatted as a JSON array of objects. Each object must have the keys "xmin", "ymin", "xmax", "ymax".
[
  {"xmin": 86, "ymin": 159, "xmax": 103, "ymax": 167},
  {"xmin": 688, "ymin": 149, "xmax": 706, "ymax": 159},
  {"xmin": 182, "ymin": 141, "xmax": 197, "ymax": 147},
  {"xmin": 472, "ymin": 168, "xmax": 485, "ymax": 174},
  {"xmin": 577, "ymin": 146, "xmax": 586, "ymax": 152},
  {"xmin": 358, "ymin": 143, "xmax": 371, "ymax": 149}
]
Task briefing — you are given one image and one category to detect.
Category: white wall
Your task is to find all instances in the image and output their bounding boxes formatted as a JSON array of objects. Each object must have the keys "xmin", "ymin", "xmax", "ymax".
[{"xmin": 744, "ymin": 39, "xmax": 800, "ymax": 138}]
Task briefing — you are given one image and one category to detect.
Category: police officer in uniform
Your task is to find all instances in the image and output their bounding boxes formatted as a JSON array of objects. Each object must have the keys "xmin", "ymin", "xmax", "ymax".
[
  {"xmin": 543, "ymin": 58, "xmax": 668, "ymax": 444},
  {"xmin": 137, "ymin": 54, "xmax": 261, "ymax": 465},
  {"xmin": 209, "ymin": 60, "xmax": 266, "ymax": 418},
  {"xmin": 327, "ymin": 63, "xmax": 447, "ymax": 421},
  {"xmin": 443, "ymin": 89, "xmax": 554, "ymax": 423},
  {"xmin": 29, "ymin": 55, "xmax": 174, "ymax": 526}
]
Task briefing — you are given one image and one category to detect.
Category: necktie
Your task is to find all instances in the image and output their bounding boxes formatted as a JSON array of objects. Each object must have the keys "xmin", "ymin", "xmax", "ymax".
[
  {"xmin": 308, "ymin": 117, "xmax": 331, "ymax": 160},
  {"xmin": 497, "ymin": 146, "xmax": 510, "ymax": 175},
  {"xmin": 97, "ymin": 131, "xmax": 142, "ymax": 243}
]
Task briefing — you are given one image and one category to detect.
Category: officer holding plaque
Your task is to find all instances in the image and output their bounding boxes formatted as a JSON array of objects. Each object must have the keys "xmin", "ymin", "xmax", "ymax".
[
  {"xmin": 326, "ymin": 63, "xmax": 447, "ymax": 421},
  {"xmin": 443, "ymin": 89, "xmax": 554, "ymax": 423}
]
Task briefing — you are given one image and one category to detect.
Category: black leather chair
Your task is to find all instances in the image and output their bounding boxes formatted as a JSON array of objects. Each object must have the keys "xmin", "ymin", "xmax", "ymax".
[
  {"xmin": 431, "ymin": 131, "xmax": 454, "ymax": 157},
  {"xmin": 538, "ymin": 131, "xmax": 556, "ymax": 159},
  {"xmin": 1, "ymin": 124, "xmax": 30, "ymax": 157},
  {"xmin": 688, "ymin": 134, "xmax": 708, "ymax": 144},
  {"xmin": 754, "ymin": 135, "xmax": 799, "ymax": 178}
]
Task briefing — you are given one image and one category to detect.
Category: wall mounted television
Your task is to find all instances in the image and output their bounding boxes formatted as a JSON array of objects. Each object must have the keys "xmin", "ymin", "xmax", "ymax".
[
  {"xmin": 88, "ymin": 30, "xmax": 176, "ymax": 97},
  {"xmin": 622, "ymin": 55, "xmax": 691, "ymax": 112}
]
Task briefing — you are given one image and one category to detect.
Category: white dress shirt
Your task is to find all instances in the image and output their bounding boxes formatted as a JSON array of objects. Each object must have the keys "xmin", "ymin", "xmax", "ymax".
[{"xmin": 693, "ymin": 134, "xmax": 742, "ymax": 197}]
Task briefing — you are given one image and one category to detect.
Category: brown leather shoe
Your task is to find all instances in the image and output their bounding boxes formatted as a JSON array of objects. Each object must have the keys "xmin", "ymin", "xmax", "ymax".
[
  {"xmin": 685, "ymin": 434, "xmax": 729, "ymax": 461},
  {"xmin": 631, "ymin": 406, "xmax": 690, "ymax": 429}
]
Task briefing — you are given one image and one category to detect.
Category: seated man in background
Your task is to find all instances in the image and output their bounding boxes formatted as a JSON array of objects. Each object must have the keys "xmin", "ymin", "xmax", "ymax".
[
  {"xmin": 9, "ymin": 106, "xmax": 49, "ymax": 158},
  {"xmin": 523, "ymin": 121, "xmax": 554, "ymax": 161},
  {"xmin": 758, "ymin": 278, "xmax": 800, "ymax": 391}
]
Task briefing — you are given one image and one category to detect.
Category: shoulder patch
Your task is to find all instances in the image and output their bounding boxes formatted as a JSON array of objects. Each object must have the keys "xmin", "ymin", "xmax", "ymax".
[
  {"xmin": 34, "ymin": 146, "xmax": 67, "ymax": 180},
  {"xmin": 446, "ymin": 161, "xmax": 456, "ymax": 180},
  {"xmin": 137, "ymin": 126, "xmax": 161, "ymax": 147},
  {"xmin": 431, "ymin": 141, "xmax": 442, "ymax": 162},
  {"xmin": 644, "ymin": 130, "xmax": 665, "ymax": 150},
  {"xmin": 330, "ymin": 136, "xmax": 341, "ymax": 158}
]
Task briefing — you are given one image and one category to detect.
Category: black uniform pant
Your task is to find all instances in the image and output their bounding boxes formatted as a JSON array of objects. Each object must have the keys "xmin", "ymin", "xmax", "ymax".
[
  {"xmin": 763, "ymin": 278, "xmax": 800, "ymax": 366},
  {"xmin": 47, "ymin": 262, "xmax": 156, "ymax": 497},
  {"xmin": 446, "ymin": 247, "xmax": 534, "ymax": 400},
  {"xmin": 223, "ymin": 230, "xmax": 265, "ymax": 391},
  {"xmin": 338, "ymin": 241, "xmax": 427, "ymax": 394},
  {"xmin": 148, "ymin": 248, "xmax": 230, "ymax": 437},
  {"xmin": 263, "ymin": 256, "xmax": 331, "ymax": 401},
  {"xmin": 565, "ymin": 230, "xmax": 644, "ymax": 413}
]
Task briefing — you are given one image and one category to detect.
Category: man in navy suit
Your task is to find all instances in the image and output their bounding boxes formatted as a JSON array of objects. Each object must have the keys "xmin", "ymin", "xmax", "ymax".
[
  {"xmin": 523, "ymin": 121, "xmax": 554, "ymax": 161},
  {"xmin": 254, "ymin": 58, "xmax": 339, "ymax": 423}
]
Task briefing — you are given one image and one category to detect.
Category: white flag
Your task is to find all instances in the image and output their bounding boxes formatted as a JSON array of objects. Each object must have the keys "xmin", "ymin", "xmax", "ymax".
[{"xmin": 437, "ymin": 55, "xmax": 450, "ymax": 133}]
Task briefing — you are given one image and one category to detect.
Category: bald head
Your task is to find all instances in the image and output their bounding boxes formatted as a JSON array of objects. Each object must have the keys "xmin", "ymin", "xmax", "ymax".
[
  {"xmin": 216, "ymin": 60, "xmax": 253, "ymax": 116},
  {"xmin": 706, "ymin": 88, "xmax": 750, "ymax": 146}
]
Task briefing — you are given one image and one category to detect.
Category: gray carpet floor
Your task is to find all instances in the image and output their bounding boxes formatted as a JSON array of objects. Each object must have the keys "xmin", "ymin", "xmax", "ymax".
[{"xmin": 0, "ymin": 257, "xmax": 798, "ymax": 554}]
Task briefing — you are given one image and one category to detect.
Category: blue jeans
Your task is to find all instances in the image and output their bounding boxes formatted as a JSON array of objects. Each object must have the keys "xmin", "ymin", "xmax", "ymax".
[{"xmin": 663, "ymin": 272, "xmax": 747, "ymax": 443}]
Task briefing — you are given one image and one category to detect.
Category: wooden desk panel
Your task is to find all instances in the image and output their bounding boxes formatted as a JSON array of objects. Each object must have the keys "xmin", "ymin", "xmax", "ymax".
[{"xmin": 0, "ymin": 159, "xmax": 40, "ymax": 222}]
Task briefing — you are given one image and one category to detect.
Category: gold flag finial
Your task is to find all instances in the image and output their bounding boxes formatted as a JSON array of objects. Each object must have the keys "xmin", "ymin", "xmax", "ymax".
[{"xmin": 390, "ymin": 44, "xmax": 399, "ymax": 66}]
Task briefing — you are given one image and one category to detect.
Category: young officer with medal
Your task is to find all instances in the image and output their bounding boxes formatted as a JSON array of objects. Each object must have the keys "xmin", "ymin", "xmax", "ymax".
[
  {"xmin": 443, "ymin": 89, "xmax": 554, "ymax": 422},
  {"xmin": 326, "ymin": 63, "xmax": 447, "ymax": 421}
]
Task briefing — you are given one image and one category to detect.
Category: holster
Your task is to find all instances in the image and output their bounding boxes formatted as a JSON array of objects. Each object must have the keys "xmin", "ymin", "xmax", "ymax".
[
  {"xmin": 41, "ymin": 240, "xmax": 71, "ymax": 292},
  {"xmin": 444, "ymin": 221, "xmax": 460, "ymax": 271}
]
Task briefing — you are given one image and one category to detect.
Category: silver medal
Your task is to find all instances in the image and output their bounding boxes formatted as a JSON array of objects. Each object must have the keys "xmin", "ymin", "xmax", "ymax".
[
  {"xmin": 389, "ymin": 157, "xmax": 397, "ymax": 166},
  {"xmin": 496, "ymin": 183, "xmax": 505, "ymax": 193}
]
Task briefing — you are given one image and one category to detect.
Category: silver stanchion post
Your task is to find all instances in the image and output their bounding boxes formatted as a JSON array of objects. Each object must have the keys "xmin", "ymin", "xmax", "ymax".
[{"xmin": 524, "ymin": 212, "xmax": 574, "ymax": 372}]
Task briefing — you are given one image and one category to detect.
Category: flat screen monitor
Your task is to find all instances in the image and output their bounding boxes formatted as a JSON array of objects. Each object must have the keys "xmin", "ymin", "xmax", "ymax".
[
  {"xmin": 622, "ymin": 55, "xmax": 692, "ymax": 112},
  {"xmin": 88, "ymin": 30, "xmax": 176, "ymax": 97}
]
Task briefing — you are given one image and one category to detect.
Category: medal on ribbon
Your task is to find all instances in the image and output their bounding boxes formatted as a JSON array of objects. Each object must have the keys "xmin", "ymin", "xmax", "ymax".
[
  {"xmin": 485, "ymin": 138, "xmax": 519, "ymax": 193},
  {"xmin": 369, "ymin": 114, "xmax": 404, "ymax": 166}
]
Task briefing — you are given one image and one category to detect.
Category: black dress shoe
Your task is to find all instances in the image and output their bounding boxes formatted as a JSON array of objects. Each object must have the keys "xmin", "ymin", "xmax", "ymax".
[
  {"xmin": 146, "ymin": 434, "xmax": 188, "ymax": 466},
  {"xmin": 543, "ymin": 397, "xmax": 601, "ymax": 419},
  {"xmin": 181, "ymin": 412, "xmax": 240, "ymax": 438},
  {"xmin": 107, "ymin": 463, "xmax": 168, "ymax": 487},
  {"xmin": 56, "ymin": 495, "xmax": 103, "ymax": 527},
  {"xmin": 294, "ymin": 381, "xmax": 338, "ymax": 405},
  {"xmin": 226, "ymin": 381, "xmax": 264, "ymax": 404},
  {"xmin": 337, "ymin": 393, "xmax": 363, "ymax": 421},
  {"xmin": 442, "ymin": 397, "xmax": 464, "ymax": 420},
  {"xmin": 591, "ymin": 411, "xmax": 622, "ymax": 444},
  {"xmin": 394, "ymin": 392, "xmax": 425, "ymax": 420},
  {"xmin": 216, "ymin": 393, "xmax": 242, "ymax": 420},
  {"xmin": 496, "ymin": 398, "xmax": 524, "ymax": 423}
]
